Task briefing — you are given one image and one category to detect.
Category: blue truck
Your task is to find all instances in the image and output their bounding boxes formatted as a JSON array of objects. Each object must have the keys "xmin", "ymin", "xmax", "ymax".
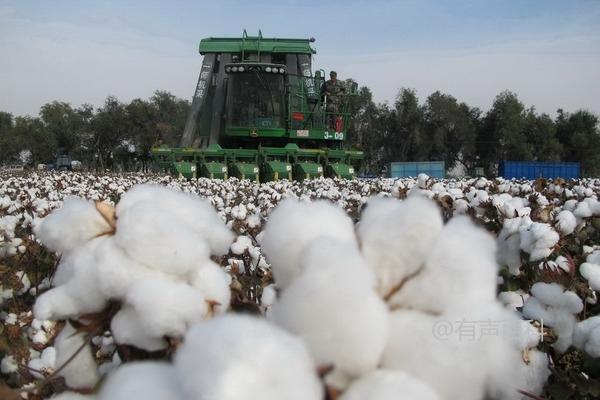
[{"xmin": 499, "ymin": 161, "xmax": 580, "ymax": 180}]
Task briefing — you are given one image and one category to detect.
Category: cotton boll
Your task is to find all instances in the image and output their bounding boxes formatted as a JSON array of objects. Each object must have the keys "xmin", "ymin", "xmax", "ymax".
[
  {"xmin": 573, "ymin": 316, "xmax": 600, "ymax": 357},
  {"xmin": 262, "ymin": 198, "xmax": 356, "ymax": 289},
  {"xmin": 114, "ymin": 202, "xmax": 211, "ymax": 276},
  {"xmin": 581, "ymin": 263, "xmax": 600, "ymax": 291},
  {"xmin": 54, "ymin": 322, "xmax": 100, "ymax": 390},
  {"xmin": 99, "ymin": 362, "xmax": 184, "ymax": 400},
  {"xmin": 530, "ymin": 282, "xmax": 583, "ymax": 314},
  {"xmin": 516, "ymin": 350, "xmax": 551, "ymax": 398},
  {"xmin": 269, "ymin": 239, "xmax": 388, "ymax": 389},
  {"xmin": 574, "ymin": 201, "xmax": 592, "ymax": 219},
  {"xmin": 499, "ymin": 291, "xmax": 528, "ymax": 311},
  {"xmin": 126, "ymin": 277, "xmax": 209, "ymax": 339},
  {"xmin": 35, "ymin": 197, "xmax": 112, "ymax": 254},
  {"xmin": 116, "ymin": 184, "xmax": 234, "ymax": 255},
  {"xmin": 555, "ymin": 210, "xmax": 576, "ymax": 235},
  {"xmin": 110, "ymin": 306, "xmax": 167, "ymax": 352},
  {"xmin": 34, "ymin": 239, "xmax": 107, "ymax": 320},
  {"xmin": 50, "ymin": 393, "xmax": 97, "ymax": 400},
  {"xmin": 519, "ymin": 222, "xmax": 559, "ymax": 261},
  {"xmin": 381, "ymin": 310, "xmax": 487, "ymax": 400},
  {"xmin": 175, "ymin": 314, "xmax": 323, "ymax": 400},
  {"xmin": 94, "ymin": 238, "xmax": 163, "ymax": 299},
  {"xmin": 340, "ymin": 370, "xmax": 441, "ymax": 400},
  {"xmin": 357, "ymin": 195, "xmax": 443, "ymax": 298},
  {"xmin": 230, "ymin": 235, "xmax": 252, "ymax": 255},
  {"xmin": 188, "ymin": 260, "xmax": 231, "ymax": 314},
  {"xmin": 392, "ymin": 216, "xmax": 497, "ymax": 313}
]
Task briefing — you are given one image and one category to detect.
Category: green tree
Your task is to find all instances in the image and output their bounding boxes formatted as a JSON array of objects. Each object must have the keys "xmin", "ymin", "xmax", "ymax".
[
  {"xmin": 90, "ymin": 97, "xmax": 128, "ymax": 170},
  {"xmin": 126, "ymin": 98, "xmax": 159, "ymax": 170},
  {"xmin": 523, "ymin": 108, "xmax": 562, "ymax": 161},
  {"xmin": 12, "ymin": 116, "xmax": 57, "ymax": 165},
  {"xmin": 556, "ymin": 109, "xmax": 600, "ymax": 176},
  {"xmin": 0, "ymin": 112, "xmax": 16, "ymax": 164},
  {"xmin": 150, "ymin": 91, "xmax": 190, "ymax": 146},
  {"xmin": 39, "ymin": 101, "xmax": 86, "ymax": 155},
  {"xmin": 391, "ymin": 88, "xmax": 425, "ymax": 163}
]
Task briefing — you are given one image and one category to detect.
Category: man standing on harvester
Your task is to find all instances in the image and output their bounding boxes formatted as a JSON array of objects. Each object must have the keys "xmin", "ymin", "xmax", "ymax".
[{"xmin": 322, "ymin": 71, "xmax": 345, "ymax": 131}]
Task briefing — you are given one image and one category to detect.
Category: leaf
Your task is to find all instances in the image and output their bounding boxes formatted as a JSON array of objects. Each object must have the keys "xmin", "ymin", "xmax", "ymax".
[{"xmin": 546, "ymin": 383, "xmax": 573, "ymax": 400}]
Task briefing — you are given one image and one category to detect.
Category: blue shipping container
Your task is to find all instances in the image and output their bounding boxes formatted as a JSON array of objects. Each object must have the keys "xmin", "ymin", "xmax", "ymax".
[
  {"xmin": 499, "ymin": 161, "xmax": 580, "ymax": 180},
  {"xmin": 389, "ymin": 161, "xmax": 445, "ymax": 179}
]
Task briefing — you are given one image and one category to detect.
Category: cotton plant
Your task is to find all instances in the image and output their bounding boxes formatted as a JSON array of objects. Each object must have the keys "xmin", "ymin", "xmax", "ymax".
[{"xmin": 31, "ymin": 184, "xmax": 235, "ymax": 387}]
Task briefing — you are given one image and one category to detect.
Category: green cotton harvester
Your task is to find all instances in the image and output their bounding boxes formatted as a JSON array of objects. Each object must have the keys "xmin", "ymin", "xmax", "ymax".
[{"xmin": 152, "ymin": 30, "xmax": 363, "ymax": 181}]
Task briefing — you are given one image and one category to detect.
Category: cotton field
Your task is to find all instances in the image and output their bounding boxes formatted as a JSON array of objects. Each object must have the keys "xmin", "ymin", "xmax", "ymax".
[{"xmin": 2, "ymin": 172, "xmax": 600, "ymax": 400}]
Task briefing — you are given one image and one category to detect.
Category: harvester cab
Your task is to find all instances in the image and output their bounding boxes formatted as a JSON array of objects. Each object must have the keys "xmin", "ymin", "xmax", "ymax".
[{"xmin": 152, "ymin": 30, "xmax": 363, "ymax": 181}]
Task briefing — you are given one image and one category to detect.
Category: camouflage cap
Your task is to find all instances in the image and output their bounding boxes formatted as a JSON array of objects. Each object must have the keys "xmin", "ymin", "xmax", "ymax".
[{"xmin": 330, "ymin": 71, "xmax": 337, "ymax": 76}]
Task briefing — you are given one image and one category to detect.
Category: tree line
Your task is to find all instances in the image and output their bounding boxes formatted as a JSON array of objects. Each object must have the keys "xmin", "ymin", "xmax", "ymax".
[{"xmin": 1, "ymin": 86, "xmax": 599, "ymax": 176}]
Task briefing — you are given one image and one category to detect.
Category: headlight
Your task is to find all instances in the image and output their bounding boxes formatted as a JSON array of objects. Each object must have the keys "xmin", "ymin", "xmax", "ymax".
[
  {"xmin": 232, "ymin": 66, "xmax": 238, "ymax": 72},
  {"xmin": 190, "ymin": 166, "xmax": 197, "ymax": 172},
  {"xmin": 225, "ymin": 66, "xmax": 231, "ymax": 73},
  {"xmin": 253, "ymin": 167, "xmax": 259, "ymax": 173},
  {"xmin": 317, "ymin": 166, "xmax": 323, "ymax": 173},
  {"xmin": 265, "ymin": 67, "xmax": 272, "ymax": 73},
  {"xmin": 238, "ymin": 66, "xmax": 245, "ymax": 72},
  {"xmin": 286, "ymin": 165, "xmax": 292, "ymax": 171},
  {"xmin": 349, "ymin": 168, "xmax": 354, "ymax": 174},
  {"xmin": 279, "ymin": 68, "xmax": 285, "ymax": 74},
  {"xmin": 272, "ymin": 68, "xmax": 278, "ymax": 74},
  {"xmin": 221, "ymin": 166, "xmax": 227, "ymax": 173}
]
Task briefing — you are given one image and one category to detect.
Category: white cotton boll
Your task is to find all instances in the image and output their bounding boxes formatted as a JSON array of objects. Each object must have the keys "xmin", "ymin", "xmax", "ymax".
[
  {"xmin": 34, "ymin": 240, "xmax": 107, "ymax": 320},
  {"xmin": 573, "ymin": 316, "xmax": 600, "ymax": 357},
  {"xmin": 392, "ymin": 216, "xmax": 497, "ymax": 313},
  {"xmin": 188, "ymin": 260, "xmax": 231, "ymax": 314},
  {"xmin": 110, "ymin": 306, "xmax": 167, "ymax": 351},
  {"xmin": 519, "ymin": 222, "xmax": 559, "ymax": 261},
  {"xmin": 499, "ymin": 291, "xmax": 528, "ymax": 311},
  {"xmin": 35, "ymin": 197, "xmax": 112, "ymax": 254},
  {"xmin": 340, "ymin": 370, "xmax": 441, "ymax": 400},
  {"xmin": 260, "ymin": 284, "xmax": 277, "ymax": 311},
  {"xmin": 381, "ymin": 310, "xmax": 487, "ymax": 400},
  {"xmin": 555, "ymin": 210, "xmax": 577, "ymax": 235},
  {"xmin": 357, "ymin": 195, "xmax": 443, "ymax": 298},
  {"xmin": 574, "ymin": 201, "xmax": 593, "ymax": 219},
  {"xmin": 453, "ymin": 198, "xmax": 470, "ymax": 214},
  {"xmin": 497, "ymin": 218, "xmax": 526, "ymax": 275},
  {"xmin": 588, "ymin": 251, "xmax": 600, "ymax": 265},
  {"xmin": 417, "ymin": 173, "xmax": 429, "ymax": 189},
  {"xmin": 54, "ymin": 322, "xmax": 99, "ymax": 390},
  {"xmin": 269, "ymin": 239, "xmax": 387, "ymax": 389},
  {"xmin": 116, "ymin": 184, "xmax": 234, "ymax": 255},
  {"xmin": 262, "ymin": 198, "xmax": 356, "ymax": 289},
  {"xmin": 126, "ymin": 277, "xmax": 208, "ymax": 340},
  {"xmin": 512, "ymin": 321, "xmax": 542, "ymax": 351},
  {"xmin": 98, "ymin": 362, "xmax": 184, "ymax": 400},
  {"xmin": 50, "ymin": 392, "xmax": 97, "ymax": 400},
  {"xmin": 1, "ymin": 355, "xmax": 18, "ymax": 374},
  {"xmin": 175, "ymin": 314, "xmax": 323, "ymax": 400},
  {"xmin": 530, "ymin": 283, "xmax": 583, "ymax": 314},
  {"xmin": 114, "ymin": 202, "xmax": 210, "ymax": 276},
  {"xmin": 230, "ymin": 235, "xmax": 252, "ymax": 255},
  {"xmin": 94, "ymin": 238, "xmax": 161, "ymax": 299},
  {"xmin": 581, "ymin": 263, "xmax": 600, "ymax": 291}
]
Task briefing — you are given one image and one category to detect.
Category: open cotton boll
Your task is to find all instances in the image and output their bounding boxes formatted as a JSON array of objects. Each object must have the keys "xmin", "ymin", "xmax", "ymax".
[
  {"xmin": 262, "ymin": 198, "xmax": 356, "ymax": 289},
  {"xmin": 523, "ymin": 283, "xmax": 582, "ymax": 353},
  {"xmin": 116, "ymin": 184, "xmax": 234, "ymax": 255},
  {"xmin": 230, "ymin": 235, "xmax": 252, "ymax": 255},
  {"xmin": 35, "ymin": 197, "xmax": 112, "ymax": 254},
  {"xmin": 269, "ymin": 239, "xmax": 387, "ymax": 389},
  {"xmin": 516, "ymin": 349, "xmax": 551, "ymax": 398},
  {"xmin": 125, "ymin": 277, "xmax": 209, "ymax": 339},
  {"xmin": 497, "ymin": 217, "xmax": 527, "ymax": 275},
  {"xmin": 54, "ymin": 322, "xmax": 100, "ymax": 390},
  {"xmin": 357, "ymin": 195, "xmax": 443, "ymax": 298},
  {"xmin": 50, "ymin": 393, "xmax": 97, "ymax": 400},
  {"xmin": 519, "ymin": 222, "xmax": 559, "ymax": 261},
  {"xmin": 175, "ymin": 314, "xmax": 323, "ymax": 400},
  {"xmin": 391, "ymin": 216, "xmax": 497, "ymax": 313},
  {"xmin": 340, "ymin": 370, "xmax": 441, "ymax": 400},
  {"xmin": 581, "ymin": 263, "xmax": 600, "ymax": 291},
  {"xmin": 114, "ymin": 202, "xmax": 211, "ymax": 276},
  {"xmin": 34, "ymin": 239, "xmax": 107, "ymax": 320},
  {"xmin": 94, "ymin": 238, "xmax": 165, "ymax": 299},
  {"xmin": 573, "ymin": 316, "xmax": 600, "ymax": 357},
  {"xmin": 555, "ymin": 210, "xmax": 577, "ymax": 235},
  {"xmin": 99, "ymin": 362, "xmax": 184, "ymax": 400},
  {"xmin": 110, "ymin": 305, "xmax": 167, "ymax": 351},
  {"xmin": 381, "ymin": 309, "xmax": 487, "ymax": 400},
  {"xmin": 188, "ymin": 260, "xmax": 231, "ymax": 314}
]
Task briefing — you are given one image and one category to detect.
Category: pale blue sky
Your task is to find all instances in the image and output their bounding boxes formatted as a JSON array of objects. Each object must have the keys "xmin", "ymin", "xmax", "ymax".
[{"xmin": 1, "ymin": 0, "xmax": 599, "ymax": 116}]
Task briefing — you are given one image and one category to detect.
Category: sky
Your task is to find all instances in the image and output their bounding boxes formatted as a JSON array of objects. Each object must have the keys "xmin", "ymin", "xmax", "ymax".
[{"xmin": 1, "ymin": 0, "xmax": 599, "ymax": 117}]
